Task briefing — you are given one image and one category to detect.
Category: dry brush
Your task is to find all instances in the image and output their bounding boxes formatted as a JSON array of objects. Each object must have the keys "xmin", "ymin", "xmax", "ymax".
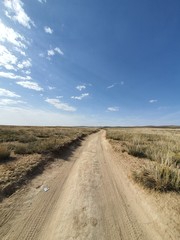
[{"xmin": 107, "ymin": 128, "xmax": 180, "ymax": 192}]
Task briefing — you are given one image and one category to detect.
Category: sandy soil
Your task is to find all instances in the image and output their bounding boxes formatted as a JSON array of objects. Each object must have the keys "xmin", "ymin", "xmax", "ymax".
[{"xmin": 0, "ymin": 130, "xmax": 179, "ymax": 240}]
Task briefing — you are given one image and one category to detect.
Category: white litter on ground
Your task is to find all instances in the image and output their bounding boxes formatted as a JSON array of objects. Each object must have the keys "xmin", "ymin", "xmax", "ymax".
[{"xmin": 43, "ymin": 186, "xmax": 49, "ymax": 192}]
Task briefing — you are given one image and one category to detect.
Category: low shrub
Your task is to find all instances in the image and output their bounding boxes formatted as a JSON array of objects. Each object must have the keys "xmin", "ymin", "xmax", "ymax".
[
  {"xmin": 0, "ymin": 145, "xmax": 10, "ymax": 161},
  {"xmin": 132, "ymin": 168, "xmax": 156, "ymax": 189},
  {"xmin": 18, "ymin": 135, "xmax": 37, "ymax": 143},
  {"xmin": 14, "ymin": 144, "xmax": 28, "ymax": 154},
  {"xmin": 126, "ymin": 144, "xmax": 147, "ymax": 158}
]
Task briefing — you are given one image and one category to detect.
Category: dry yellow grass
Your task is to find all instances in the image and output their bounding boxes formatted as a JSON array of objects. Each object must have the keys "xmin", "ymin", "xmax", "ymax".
[
  {"xmin": 0, "ymin": 126, "xmax": 98, "ymax": 199},
  {"xmin": 107, "ymin": 127, "xmax": 180, "ymax": 192}
]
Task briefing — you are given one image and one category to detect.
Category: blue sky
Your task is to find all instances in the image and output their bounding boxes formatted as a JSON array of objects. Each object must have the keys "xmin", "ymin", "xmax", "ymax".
[{"xmin": 0, "ymin": 0, "xmax": 180, "ymax": 126}]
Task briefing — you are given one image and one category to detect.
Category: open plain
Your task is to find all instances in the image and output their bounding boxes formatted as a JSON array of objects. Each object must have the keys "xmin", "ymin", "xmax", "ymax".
[{"xmin": 0, "ymin": 129, "xmax": 179, "ymax": 240}]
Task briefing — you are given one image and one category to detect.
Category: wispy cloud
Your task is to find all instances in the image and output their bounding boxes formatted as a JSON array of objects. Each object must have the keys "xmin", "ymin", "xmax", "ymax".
[
  {"xmin": 107, "ymin": 84, "xmax": 115, "ymax": 89},
  {"xmin": 45, "ymin": 98, "xmax": 76, "ymax": 112},
  {"xmin": 14, "ymin": 47, "xmax": 26, "ymax": 56},
  {"xmin": 47, "ymin": 47, "xmax": 64, "ymax": 57},
  {"xmin": 17, "ymin": 59, "xmax": 32, "ymax": 69},
  {"xmin": 0, "ymin": 42, "xmax": 31, "ymax": 75},
  {"xmin": 54, "ymin": 47, "xmax": 64, "ymax": 55},
  {"xmin": 47, "ymin": 49, "xmax": 55, "ymax": 56},
  {"xmin": 0, "ymin": 88, "xmax": 20, "ymax": 98},
  {"xmin": 107, "ymin": 107, "xmax": 119, "ymax": 112},
  {"xmin": 0, "ymin": 45, "xmax": 17, "ymax": 70},
  {"xmin": 16, "ymin": 81, "xmax": 43, "ymax": 91},
  {"xmin": 0, "ymin": 98, "xmax": 24, "ymax": 106},
  {"xmin": 56, "ymin": 96, "xmax": 63, "ymax": 99},
  {"xmin": 0, "ymin": 71, "xmax": 31, "ymax": 80},
  {"xmin": 0, "ymin": 20, "xmax": 28, "ymax": 48},
  {"xmin": 76, "ymin": 85, "xmax": 86, "ymax": 91},
  {"xmin": 149, "ymin": 99, "xmax": 158, "ymax": 103},
  {"xmin": 3, "ymin": 0, "xmax": 35, "ymax": 29},
  {"xmin": 107, "ymin": 82, "xmax": 124, "ymax": 89},
  {"xmin": 23, "ymin": 70, "xmax": 31, "ymax": 75},
  {"xmin": 44, "ymin": 26, "xmax": 53, "ymax": 34},
  {"xmin": 48, "ymin": 86, "xmax": 56, "ymax": 90},
  {"xmin": 38, "ymin": 0, "xmax": 47, "ymax": 3},
  {"xmin": 71, "ymin": 93, "xmax": 89, "ymax": 100},
  {"xmin": 39, "ymin": 53, "xmax": 44, "ymax": 57}
]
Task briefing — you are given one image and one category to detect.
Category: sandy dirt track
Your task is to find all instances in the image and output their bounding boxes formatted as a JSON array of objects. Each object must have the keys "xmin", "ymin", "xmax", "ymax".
[{"xmin": 0, "ymin": 131, "xmax": 179, "ymax": 240}]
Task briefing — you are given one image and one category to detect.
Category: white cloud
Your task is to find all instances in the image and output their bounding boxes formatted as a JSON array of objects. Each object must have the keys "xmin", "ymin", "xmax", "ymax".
[
  {"xmin": 45, "ymin": 98, "xmax": 76, "ymax": 112},
  {"xmin": 3, "ymin": 0, "xmax": 35, "ymax": 29},
  {"xmin": 107, "ymin": 84, "xmax": 115, "ymax": 89},
  {"xmin": 48, "ymin": 86, "xmax": 56, "ymax": 90},
  {"xmin": 14, "ymin": 47, "xmax": 26, "ymax": 56},
  {"xmin": 44, "ymin": 26, "xmax": 53, "ymax": 34},
  {"xmin": 0, "ymin": 20, "xmax": 27, "ymax": 48},
  {"xmin": 107, "ymin": 82, "xmax": 124, "ymax": 89},
  {"xmin": 54, "ymin": 47, "xmax": 64, "ymax": 55},
  {"xmin": 76, "ymin": 85, "xmax": 86, "ymax": 91},
  {"xmin": 0, "ymin": 71, "xmax": 31, "ymax": 80},
  {"xmin": 149, "ymin": 99, "xmax": 158, "ymax": 103},
  {"xmin": 39, "ymin": 53, "xmax": 44, "ymax": 57},
  {"xmin": 23, "ymin": 70, "xmax": 31, "ymax": 75},
  {"xmin": 71, "ymin": 93, "xmax": 89, "ymax": 100},
  {"xmin": 0, "ymin": 44, "xmax": 31, "ymax": 73},
  {"xmin": 38, "ymin": 0, "xmax": 47, "ymax": 3},
  {"xmin": 47, "ymin": 49, "xmax": 55, "ymax": 56},
  {"xmin": 0, "ymin": 88, "xmax": 20, "ymax": 98},
  {"xmin": 0, "ymin": 98, "xmax": 24, "ymax": 106},
  {"xmin": 0, "ymin": 45, "xmax": 17, "ymax": 70},
  {"xmin": 17, "ymin": 59, "xmax": 32, "ymax": 69},
  {"xmin": 107, "ymin": 107, "xmax": 119, "ymax": 112},
  {"xmin": 47, "ymin": 47, "xmax": 64, "ymax": 57},
  {"xmin": 56, "ymin": 96, "xmax": 63, "ymax": 99},
  {"xmin": 16, "ymin": 81, "xmax": 43, "ymax": 91}
]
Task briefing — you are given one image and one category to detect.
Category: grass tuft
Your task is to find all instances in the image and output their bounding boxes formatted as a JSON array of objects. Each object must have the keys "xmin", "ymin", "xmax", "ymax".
[{"xmin": 132, "ymin": 164, "xmax": 180, "ymax": 192}]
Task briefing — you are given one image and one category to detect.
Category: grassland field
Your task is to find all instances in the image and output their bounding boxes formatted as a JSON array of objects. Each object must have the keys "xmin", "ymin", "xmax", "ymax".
[
  {"xmin": 0, "ymin": 126, "xmax": 179, "ymax": 201},
  {"xmin": 0, "ymin": 127, "xmax": 179, "ymax": 240},
  {"xmin": 106, "ymin": 127, "xmax": 180, "ymax": 192},
  {"xmin": 0, "ymin": 126, "xmax": 98, "ymax": 199}
]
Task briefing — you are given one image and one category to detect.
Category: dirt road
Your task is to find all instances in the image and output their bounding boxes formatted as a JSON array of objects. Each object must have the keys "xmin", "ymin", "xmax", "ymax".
[{"xmin": 0, "ymin": 131, "xmax": 178, "ymax": 239}]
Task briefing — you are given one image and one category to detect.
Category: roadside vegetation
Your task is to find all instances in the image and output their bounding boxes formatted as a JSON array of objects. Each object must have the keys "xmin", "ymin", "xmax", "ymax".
[
  {"xmin": 106, "ymin": 128, "xmax": 180, "ymax": 192},
  {"xmin": 0, "ymin": 126, "xmax": 98, "ymax": 199}
]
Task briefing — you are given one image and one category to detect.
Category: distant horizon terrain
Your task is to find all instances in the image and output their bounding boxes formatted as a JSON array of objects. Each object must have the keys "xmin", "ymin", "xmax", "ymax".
[{"xmin": 0, "ymin": 124, "xmax": 180, "ymax": 128}]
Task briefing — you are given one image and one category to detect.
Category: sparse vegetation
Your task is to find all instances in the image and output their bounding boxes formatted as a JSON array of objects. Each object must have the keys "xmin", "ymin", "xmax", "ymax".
[
  {"xmin": 0, "ymin": 126, "xmax": 98, "ymax": 199},
  {"xmin": 107, "ymin": 128, "xmax": 180, "ymax": 192}
]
